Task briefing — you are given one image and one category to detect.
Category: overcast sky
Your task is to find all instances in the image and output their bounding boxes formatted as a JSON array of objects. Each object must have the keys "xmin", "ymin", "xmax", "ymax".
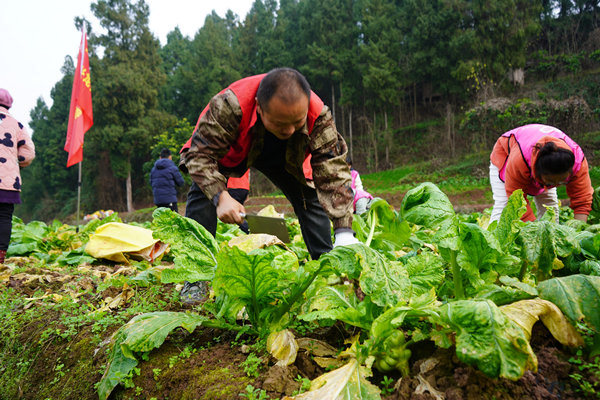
[{"xmin": 1, "ymin": 0, "xmax": 254, "ymax": 134}]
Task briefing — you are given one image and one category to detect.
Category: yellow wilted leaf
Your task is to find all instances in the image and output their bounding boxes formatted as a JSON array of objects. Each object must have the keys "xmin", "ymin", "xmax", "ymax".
[
  {"xmin": 95, "ymin": 283, "xmax": 135, "ymax": 313},
  {"xmin": 0, "ymin": 264, "xmax": 12, "ymax": 283},
  {"xmin": 24, "ymin": 291, "xmax": 63, "ymax": 302},
  {"xmin": 24, "ymin": 291, "xmax": 51, "ymax": 301},
  {"xmin": 312, "ymin": 356, "xmax": 345, "ymax": 370},
  {"xmin": 111, "ymin": 266, "xmax": 137, "ymax": 277},
  {"xmin": 266, "ymin": 329, "xmax": 298, "ymax": 367},
  {"xmin": 500, "ymin": 299, "xmax": 584, "ymax": 347},
  {"xmin": 297, "ymin": 338, "xmax": 339, "ymax": 357},
  {"xmin": 282, "ymin": 358, "xmax": 380, "ymax": 400},
  {"xmin": 50, "ymin": 293, "xmax": 64, "ymax": 302},
  {"xmin": 228, "ymin": 234, "xmax": 285, "ymax": 253},
  {"xmin": 257, "ymin": 205, "xmax": 284, "ymax": 218},
  {"xmin": 12, "ymin": 273, "xmax": 46, "ymax": 284}
]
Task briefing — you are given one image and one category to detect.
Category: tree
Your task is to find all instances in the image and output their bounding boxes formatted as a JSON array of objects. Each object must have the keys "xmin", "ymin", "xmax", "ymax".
[
  {"xmin": 540, "ymin": 0, "xmax": 600, "ymax": 54},
  {"xmin": 237, "ymin": 0, "xmax": 285, "ymax": 75},
  {"xmin": 358, "ymin": 0, "xmax": 405, "ymax": 168},
  {"xmin": 297, "ymin": 0, "xmax": 359, "ymax": 118},
  {"xmin": 159, "ymin": 27, "xmax": 194, "ymax": 120},
  {"xmin": 463, "ymin": 0, "xmax": 541, "ymax": 88},
  {"xmin": 183, "ymin": 11, "xmax": 243, "ymax": 119},
  {"xmin": 88, "ymin": 0, "xmax": 166, "ymax": 211}
]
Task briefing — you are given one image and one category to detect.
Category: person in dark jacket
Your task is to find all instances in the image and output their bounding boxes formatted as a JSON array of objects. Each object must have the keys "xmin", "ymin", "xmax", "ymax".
[{"xmin": 150, "ymin": 148, "xmax": 184, "ymax": 212}]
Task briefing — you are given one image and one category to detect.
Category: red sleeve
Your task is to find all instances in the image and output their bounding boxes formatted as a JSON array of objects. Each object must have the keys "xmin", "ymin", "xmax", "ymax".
[
  {"xmin": 490, "ymin": 136, "xmax": 509, "ymax": 169},
  {"xmin": 566, "ymin": 158, "xmax": 593, "ymax": 215}
]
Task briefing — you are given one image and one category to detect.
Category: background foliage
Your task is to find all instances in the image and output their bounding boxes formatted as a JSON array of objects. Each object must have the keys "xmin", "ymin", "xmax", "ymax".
[{"xmin": 18, "ymin": 0, "xmax": 600, "ymax": 221}]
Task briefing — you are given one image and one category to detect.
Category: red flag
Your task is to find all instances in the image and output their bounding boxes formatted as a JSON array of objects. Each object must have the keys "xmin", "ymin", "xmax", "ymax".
[{"xmin": 64, "ymin": 27, "xmax": 93, "ymax": 167}]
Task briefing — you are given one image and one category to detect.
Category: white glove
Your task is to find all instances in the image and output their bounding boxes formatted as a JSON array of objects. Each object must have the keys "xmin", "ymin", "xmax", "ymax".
[{"xmin": 334, "ymin": 231, "xmax": 360, "ymax": 247}]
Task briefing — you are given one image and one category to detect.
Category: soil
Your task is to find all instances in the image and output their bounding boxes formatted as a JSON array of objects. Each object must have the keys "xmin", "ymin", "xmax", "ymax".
[
  {"xmin": 3, "ymin": 191, "xmax": 596, "ymax": 400},
  {"xmin": 95, "ymin": 321, "xmax": 595, "ymax": 399},
  {"xmin": 2, "ymin": 265, "xmax": 595, "ymax": 400}
]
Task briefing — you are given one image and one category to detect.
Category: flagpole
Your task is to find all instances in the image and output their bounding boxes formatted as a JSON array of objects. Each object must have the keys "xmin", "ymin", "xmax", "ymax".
[
  {"xmin": 76, "ymin": 22, "xmax": 84, "ymax": 233},
  {"xmin": 65, "ymin": 22, "xmax": 92, "ymax": 231},
  {"xmin": 77, "ymin": 161, "xmax": 82, "ymax": 232}
]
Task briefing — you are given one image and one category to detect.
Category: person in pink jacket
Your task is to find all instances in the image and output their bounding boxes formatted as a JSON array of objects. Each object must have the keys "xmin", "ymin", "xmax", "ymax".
[
  {"xmin": 489, "ymin": 124, "xmax": 592, "ymax": 223},
  {"xmin": 0, "ymin": 89, "xmax": 35, "ymax": 263}
]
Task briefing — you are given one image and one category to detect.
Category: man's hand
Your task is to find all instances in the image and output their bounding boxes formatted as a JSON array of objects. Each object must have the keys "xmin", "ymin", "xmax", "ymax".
[
  {"xmin": 216, "ymin": 191, "xmax": 246, "ymax": 225},
  {"xmin": 333, "ymin": 230, "xmax": 360, "ymax": 247}
]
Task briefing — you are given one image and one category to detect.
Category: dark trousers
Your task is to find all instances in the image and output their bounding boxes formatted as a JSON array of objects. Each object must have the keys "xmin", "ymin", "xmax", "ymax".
[
  {"xmin": 185, "ymin": 167, "xmax": 332, "ymax": 260},
  {"xmin": 156, "ymin": 202, "xmax": 178, "ymax": 212},
  {"xmin": 0, "ymin": 203, "xmax": 14, "ymax": 251}
]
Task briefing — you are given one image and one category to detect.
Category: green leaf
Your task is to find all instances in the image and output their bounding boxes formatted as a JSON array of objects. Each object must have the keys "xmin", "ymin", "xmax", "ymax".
[
  {"xmin": 7, "ymin": 220, "xmax": 50, "ymax": 255},
  {"xmin": 493, "ymin": 189, "xmax": 526, "ymax": 249},
  {"xmin": 55, "ymin": 250, "xmax": 96, "ymax": 266},
  {"xmin": 400, "ymin": 182, "xmax": 455, "ymax": 227},
  {"xmin": 299, "ymin": 285, "xmax": 379, "ymax": 330},
  {"xmin": 580, "ymin": 232, "xmax": 600, "ymax": 259},
  {"xmin": 150, "ymin": 208, "xmax": 218, "ymax": 283},
  {"xmin": 438, "ymin": 299, "xmax": 537, "ymax": 380},
  {"xmin": 518, "ymin": 220, "xmax": 580, "ymax": 279},
  {"xmin": 454, "ymin": 222, "xmax": 509, "ymax": 291},
  {"xmin": 98, "ymin": 311, "xmax": 213, "ymax": 400},
  {"xmin": 319, "ymin": 244, "xmax": 365, "ymax": 279},
  {"xmin": 320, "ymin": 244, "xmax": 412, "ymax": 307},
  {"xmin": 213, "ymin": 246, "xmax": 280, "ymax": 328},
  {"xmin": 538, "ymin": 275, "xmax": 600, "ymax": 334},
  {"xmin": 7, "ymin": 242, "xmax": 41, "ymax": 256},
  {"xmin": 404, "ymin": 250, "xmax": 445, "ymax": 296},
  {"xmin": 400, "ymin": 182, "xmax": 460, "ymax": 252},
  {"xmin": 475, "ymin": 276, "xmax": 538, "ymax": 306},
  {"xmin": 353, "ymin": 198, "xmax": 411, "ymax": 254},
  {"xmin": 369, "ymin": 289, "xmax": 440, "ymax": 340},
  {"xmin": 588, "ymin": 186, "xmax": 600, "ymax": 225}
]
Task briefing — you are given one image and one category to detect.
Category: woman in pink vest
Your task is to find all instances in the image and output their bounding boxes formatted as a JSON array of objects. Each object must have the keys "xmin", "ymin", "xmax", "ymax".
[
  {"xmin": 0, "ymin": 89, "xmax": 36, "ymax": 263},
  {"xmin": 489, "ymin": 124, "xmax": 593, "ymax": 223},
  {"xmin": 347, "ymin": 157, "xmax": 374, "ymax": 214}
]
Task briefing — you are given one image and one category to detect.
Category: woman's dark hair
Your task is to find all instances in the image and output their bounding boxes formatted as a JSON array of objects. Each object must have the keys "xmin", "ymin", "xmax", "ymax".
[
  {"xmin": 533, "ymin": 141, "xmax": 575, "ymax": 178},
  {"xmin": 256, "ymin": 68, "xmax": 311, "ymax": 111}
]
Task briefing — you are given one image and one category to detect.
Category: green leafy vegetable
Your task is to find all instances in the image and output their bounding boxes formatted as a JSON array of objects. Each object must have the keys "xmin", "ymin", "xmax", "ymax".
[
  {"xmin": 150, "ymin": 208, "xmax": 218, "ymax": 283},
  {"xmin": 320, "ymin": 244, "xmax": 412, "ymax": 307},
  {"xmin": 538, "ymin": 275, "xmax": 600, "ymax": 335},
  {"xmin": 517, "ymin": 219, "xmax": 580, "ymax": 280},
  {"xmin": 353, "ymin": 198, "xmax": 411, "ymax": 255},
  {"xmin": 403, "ymin": 250, "xmax": 445, "ymax": 296},
  {"xmin": 300, "ymin": 284, "xmax": 379, "ymax": 330},
  {"xmin": 493, "ymin": 189, "xmax": 527, "ymax": 249},
  {"xmin": 438, "ymin": 299, "xmax": 537, "ymax": 380}
]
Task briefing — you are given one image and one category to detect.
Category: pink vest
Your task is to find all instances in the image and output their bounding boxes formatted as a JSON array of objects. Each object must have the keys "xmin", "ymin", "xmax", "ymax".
[
  {"xmin": 499, "ymin": 124, "xmax": 584, "ymax": 196},
  {"xmin": 351, "ymin": 169, "xmax": 373, "ymax": 207}
]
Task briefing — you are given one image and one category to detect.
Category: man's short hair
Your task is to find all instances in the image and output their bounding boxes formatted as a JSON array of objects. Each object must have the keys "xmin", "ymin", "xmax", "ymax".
[
  {"xmin": 160, "ymin": 148, "xmax": 171, "ymax": 158},
  {"xmin": 256, "ymin": 68, "xmax": 311, "ymax": 111}
]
